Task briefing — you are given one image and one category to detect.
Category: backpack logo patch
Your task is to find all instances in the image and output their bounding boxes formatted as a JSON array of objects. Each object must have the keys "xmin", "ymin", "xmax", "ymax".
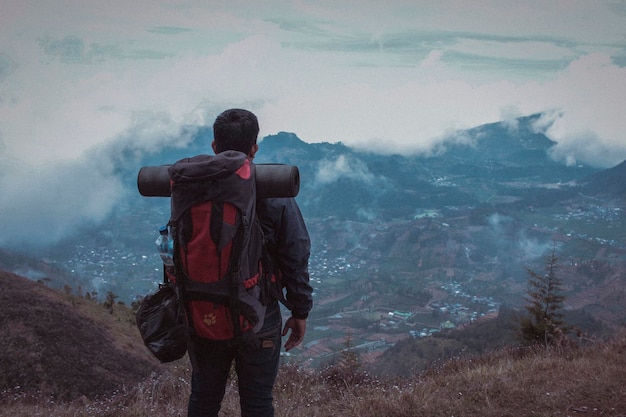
[{"xmin": 203, "ymin": 313, "xmax": 217, "ymax": 327}]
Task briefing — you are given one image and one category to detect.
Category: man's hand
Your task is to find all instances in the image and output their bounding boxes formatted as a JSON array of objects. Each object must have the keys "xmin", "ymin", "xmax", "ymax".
[{"xmin": 282, "ymin": 317, "xmax": 306, "ymax": 352}]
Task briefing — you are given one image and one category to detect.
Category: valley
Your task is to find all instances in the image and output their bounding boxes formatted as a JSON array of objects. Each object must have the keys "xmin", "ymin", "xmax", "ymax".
[
  {"xmin": 26, "ymin": 195, "xmax": 626, "ymax": 370},
  {"xmin": 3, "ymin": 115, "xmax": 625, "ymax": 371}
]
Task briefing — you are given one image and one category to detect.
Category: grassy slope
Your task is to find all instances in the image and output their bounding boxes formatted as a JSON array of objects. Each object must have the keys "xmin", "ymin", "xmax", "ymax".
[
  {"xmin": 2, "ymin": 333, "xmax": 625, "ymax": 416},
  {"xmin": 0, "ymin": 271, "xmax": 163, "ymax": 401},
  {"xmin": 1, "ymin": 269, "xmax": 625, "ymax": 416}
]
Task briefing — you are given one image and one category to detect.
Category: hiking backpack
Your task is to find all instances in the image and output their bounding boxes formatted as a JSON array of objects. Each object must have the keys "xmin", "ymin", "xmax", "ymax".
[{"xmin": 166, "ymin": 151, "xmax": 270, "ymax": 341}]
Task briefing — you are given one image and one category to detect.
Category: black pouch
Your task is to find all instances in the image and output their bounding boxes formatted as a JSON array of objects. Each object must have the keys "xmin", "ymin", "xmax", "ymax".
[{"xmin": 136, "ymin": 282, "xmax": 187, "ymax": 363}]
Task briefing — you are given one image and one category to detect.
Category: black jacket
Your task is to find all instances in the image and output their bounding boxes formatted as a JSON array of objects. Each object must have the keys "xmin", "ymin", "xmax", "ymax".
[{"xmin": 257, "ymin": 197, "xmax": 313, "ymax": 320}]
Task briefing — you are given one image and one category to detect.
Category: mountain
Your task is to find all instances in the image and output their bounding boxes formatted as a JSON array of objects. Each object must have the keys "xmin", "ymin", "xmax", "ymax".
[
  {"xmin": 4, "ymin": 113, "xmax": 625, "ymax": 376},
  {"xmin": 18, "ymin": 112, "xmax": 624, "ymax": 307},
  {"xmin": 253, "ymin": 114, "xmax": 606, "ymax": 220},
  {"xmin": 120, "ymin": 113, "xmax": 618, "ymax": 221},
  {"xmin": 579, "ymin": 159, "xmax": 626, "ymax": 200}
]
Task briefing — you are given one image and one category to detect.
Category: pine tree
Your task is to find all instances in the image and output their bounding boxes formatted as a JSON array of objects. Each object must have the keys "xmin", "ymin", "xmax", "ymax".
[
  {"xmin": 339, "ymin": 334, "xmax": 360, "ymax": 374},
  {"xmin": 519, "ymin": 246, "xmax": 568, "ymax": 347}
]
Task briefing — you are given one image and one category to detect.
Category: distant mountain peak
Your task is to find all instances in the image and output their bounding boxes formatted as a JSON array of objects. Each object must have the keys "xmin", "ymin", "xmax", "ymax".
[
  {"xmin": 581, "ymin": 159, "xmax": 626, "ymax": 199},
  {"xmin": 261, "ymin": 132, "xmax": 308, "ymax": 147}
]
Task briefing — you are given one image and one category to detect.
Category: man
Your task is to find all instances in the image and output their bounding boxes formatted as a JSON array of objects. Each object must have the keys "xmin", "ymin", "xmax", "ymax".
[{"xmin": 187, "ymin": 108, "xmax": 313, "ymax": 417}]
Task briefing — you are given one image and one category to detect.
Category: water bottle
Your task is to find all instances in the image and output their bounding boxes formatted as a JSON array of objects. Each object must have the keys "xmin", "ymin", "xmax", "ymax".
[{"xmin": 156, "ymin": 225, "xmax": 174, "ymax": 267}]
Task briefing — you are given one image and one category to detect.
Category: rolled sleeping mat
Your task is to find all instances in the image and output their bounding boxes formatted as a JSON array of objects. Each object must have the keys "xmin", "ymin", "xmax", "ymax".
[
  {"xmin": 255, "ymin": 163, "xmax": 300, "ymax": 199},
  {"xmin": 137, "ymin": 163, "xmax": 300, "ymax": 199},
  {"xmin": 137, "ymin": 165, "xmax": 171, "ymax": 197}
]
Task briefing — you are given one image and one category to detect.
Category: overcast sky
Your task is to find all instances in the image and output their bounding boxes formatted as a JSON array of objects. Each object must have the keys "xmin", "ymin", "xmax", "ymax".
[{"xmin": 1, "ymin": 0, "xmax": 626, "ymax": 247}]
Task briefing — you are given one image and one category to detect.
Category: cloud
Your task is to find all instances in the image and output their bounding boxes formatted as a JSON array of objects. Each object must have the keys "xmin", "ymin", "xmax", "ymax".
[
  {"xmin": 0, "ymin": 156, "xmax": 123, "ymax": 248},
  {"xmin": 531, "ymin": 54, "xmax": 626, "ymax": 167},
  {"xmin": 0, "ymin": 112, "xmax": 195, "ymax": 248},
  {"xmin": 1, "ymin": 0, "xmax": 625, "ymax": 250},
  {"xmin": 314, "ymin": 155, "xmax": 377, "ymax": 185},
  {"xmin": 487, "ymin": 213, "xmax": 554, "ymax": 263},
  {"xmin": 2, "ymin": 1, "xmax": 625, "ymax": 167},
  {"xmin": 517, "ymin": 235, "xmax": 556, "ymax": 262}
]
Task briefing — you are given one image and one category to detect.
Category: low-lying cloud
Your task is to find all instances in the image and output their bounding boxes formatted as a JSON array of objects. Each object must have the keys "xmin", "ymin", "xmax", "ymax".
[
  {"xmin": 0, "ymin": 113, "xmax": 196, "ymax": 249},
  {"xmin": 0, "ymin": 156, "xmax": 123, "ymax": 248},
  {"xmin": 314, "ymin": 155, "xmax": 377, "ymax": 186},
  {"xmin": 486, "ymin": 213, "xmax": 555, "ymax": 265}
]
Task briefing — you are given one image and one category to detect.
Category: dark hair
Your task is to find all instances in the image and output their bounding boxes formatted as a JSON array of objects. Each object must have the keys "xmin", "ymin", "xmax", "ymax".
[{"xmin": 212, "ymin": 108, "xmax": 259, "ymax": 154}]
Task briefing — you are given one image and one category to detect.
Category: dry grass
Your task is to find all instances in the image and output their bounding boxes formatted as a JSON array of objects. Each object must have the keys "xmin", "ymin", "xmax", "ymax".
[
  {"xmin": 3, "ymin": 270, "xmax": 625, "ymax": 416},
  {"xmin": 2, "ymin": 331, "xmax": 626, "ymax": 417},
  {"xmin": 0, "ymin": 271, "xmax": 160, "ymax": 402}
]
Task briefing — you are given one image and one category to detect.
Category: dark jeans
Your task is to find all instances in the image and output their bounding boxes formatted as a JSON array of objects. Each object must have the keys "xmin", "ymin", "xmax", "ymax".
[{"xmin": 187, "ymin": 303, "xmax": 282, "ymax": 417}]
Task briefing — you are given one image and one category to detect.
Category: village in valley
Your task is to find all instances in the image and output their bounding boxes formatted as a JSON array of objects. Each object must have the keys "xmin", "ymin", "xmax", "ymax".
[
  {"xmin": 287, "ymin": 215, "xmax": 504, "ymax": 368},
  {"xmin": 283, "ymin": 203, "xmax": 626, "ymax": 368},
  {"xmin": 29, "ymin": 169, "xmax": 625, "ymax": 371},
  {"xmin": 35, "ymin": 198, "xmax": 625, "ymax": 370}
]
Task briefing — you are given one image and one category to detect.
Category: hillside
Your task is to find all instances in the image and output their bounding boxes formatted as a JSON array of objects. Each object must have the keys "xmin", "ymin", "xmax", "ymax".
[
  {"xmin": 0, "ymin": 271, "xmax": 163, "ymax": 401},
  {"xmin": 580, "ymin": 159, "xmax": 626, "ymax": 200},
  {"xmin": 1, "ymin": 269, "xmax": 625, "ymax": 416}
]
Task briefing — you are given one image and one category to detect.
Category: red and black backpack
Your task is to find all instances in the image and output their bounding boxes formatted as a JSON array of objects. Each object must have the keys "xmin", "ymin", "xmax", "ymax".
[{"xmin": 167, "ymin": 151, "xmax": 268, "ymax": 341}]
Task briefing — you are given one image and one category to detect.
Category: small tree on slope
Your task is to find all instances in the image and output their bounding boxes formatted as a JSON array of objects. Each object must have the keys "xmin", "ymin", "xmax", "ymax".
[{"xmin": 519, "ymin": 246, "xmax": 569, "ymax": 347}]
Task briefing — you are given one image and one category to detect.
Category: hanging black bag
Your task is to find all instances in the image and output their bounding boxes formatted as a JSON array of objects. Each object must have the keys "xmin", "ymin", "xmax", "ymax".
[{"xmin": 136, "ymin": 282, "xmax": 187, "ymax": 363}]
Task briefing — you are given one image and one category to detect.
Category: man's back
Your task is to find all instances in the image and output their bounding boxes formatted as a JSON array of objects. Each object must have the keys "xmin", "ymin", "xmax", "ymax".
[{"xmin": 186, "ymin": 108, "xmax": 312, "ymax": 417}]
